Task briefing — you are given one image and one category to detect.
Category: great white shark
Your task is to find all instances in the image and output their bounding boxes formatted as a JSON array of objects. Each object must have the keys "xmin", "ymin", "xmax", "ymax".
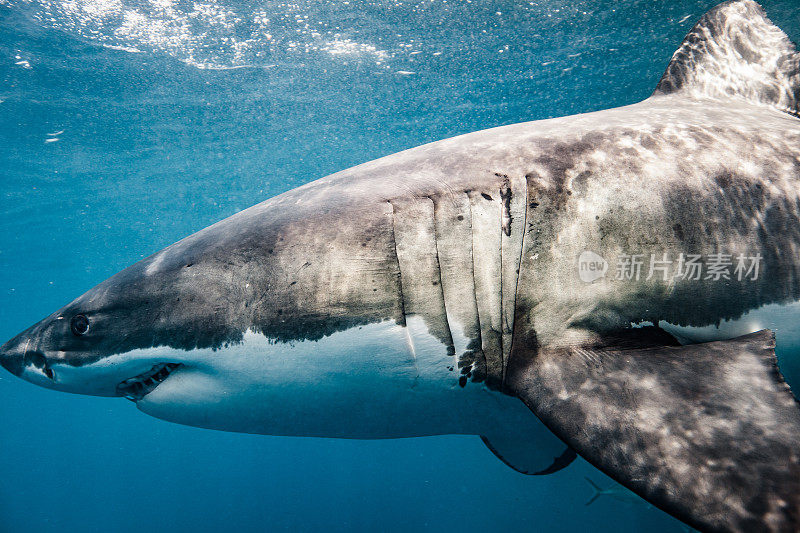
[{"xmin": 2, "ymin": 1, "xmax": 800, "ymax": 530}]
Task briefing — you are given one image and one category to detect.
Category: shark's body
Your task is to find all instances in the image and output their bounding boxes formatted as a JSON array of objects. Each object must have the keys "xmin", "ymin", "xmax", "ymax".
[{"xmin": 2, "ymin": 1, "xmax": 800, "ymax": 531}]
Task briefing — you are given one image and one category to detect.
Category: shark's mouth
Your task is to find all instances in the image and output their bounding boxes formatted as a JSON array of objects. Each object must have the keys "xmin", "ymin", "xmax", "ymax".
[{"xmin": 117, "ymin": 363, "xmax": 182, "ymax": 401}]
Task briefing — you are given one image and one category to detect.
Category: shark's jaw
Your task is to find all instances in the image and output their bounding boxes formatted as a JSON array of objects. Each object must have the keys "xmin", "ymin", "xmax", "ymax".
[{"xmin": 116, "ymin": 362, "xmax": 183, "ymax": 401}]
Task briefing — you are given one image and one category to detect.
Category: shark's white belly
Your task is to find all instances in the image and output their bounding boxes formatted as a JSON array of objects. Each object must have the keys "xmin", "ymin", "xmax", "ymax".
[
  {"xmin": 132, "ymin": 319, "xmax": 533, "ymax": 438},
  {"xmin": 661, "ymin": 300, "xmax": 800, "ymax": 347}
]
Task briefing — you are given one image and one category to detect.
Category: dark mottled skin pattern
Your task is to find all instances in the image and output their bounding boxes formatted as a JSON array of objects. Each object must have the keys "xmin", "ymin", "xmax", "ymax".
[
  {"xmin": 501, "ymin": 2, "xmax": 800, "ymax": 530},
  {"xmin": 510, "ymin": 115, "xmax": 800, "ymax": 353},
  {"xmin": 506, "ymin": 331, "xmax": 800, "ymax": 532}
]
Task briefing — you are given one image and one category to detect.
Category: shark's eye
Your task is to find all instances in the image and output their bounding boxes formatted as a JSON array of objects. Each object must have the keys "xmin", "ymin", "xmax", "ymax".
[{"xmin": 70, "ymin": 314, "xmax": 89, "ymax": 336}]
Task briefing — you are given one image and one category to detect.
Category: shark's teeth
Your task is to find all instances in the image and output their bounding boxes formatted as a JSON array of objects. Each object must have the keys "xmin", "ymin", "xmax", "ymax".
[{"xmin": 117, "ymin": 363, "xmax": 181, "ymax": 401}]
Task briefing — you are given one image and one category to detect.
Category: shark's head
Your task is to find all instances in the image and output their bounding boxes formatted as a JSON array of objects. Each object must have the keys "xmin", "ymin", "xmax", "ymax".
[{"xmin": 0, "ymin": 227, "xmax": 252, "ymax": 401}]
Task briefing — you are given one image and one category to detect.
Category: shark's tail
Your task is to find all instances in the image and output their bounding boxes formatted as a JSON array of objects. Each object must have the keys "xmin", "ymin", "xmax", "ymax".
[
  {"xmin": 652, "ymin": 0, "xmax": 799, "ymax": 118},
  {"xmin": 583, "ymin": 477, "xmax": 604, "ymax": 506}
]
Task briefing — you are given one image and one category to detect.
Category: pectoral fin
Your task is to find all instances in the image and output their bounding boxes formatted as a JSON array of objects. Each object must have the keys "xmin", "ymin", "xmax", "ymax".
[
  {"xmin": 480, "ymin": 401, "xmax": 577, "ymax": 475},
  {"xmin": 481, "ymin": 434, "xmax": 576, "ymax": 475},
  {"xmin": 506, "ymin": 330, "xmax": 800, "ymax": 532}
]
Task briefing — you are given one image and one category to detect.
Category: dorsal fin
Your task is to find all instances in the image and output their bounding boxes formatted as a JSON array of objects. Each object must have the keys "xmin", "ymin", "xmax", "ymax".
[{"xmin": 653, "ymin": 0, "xmax": 800, "ymax": 117}]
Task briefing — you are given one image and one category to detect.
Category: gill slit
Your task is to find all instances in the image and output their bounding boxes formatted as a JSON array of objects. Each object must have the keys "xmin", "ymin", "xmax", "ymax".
[
  {"xmin": 388, "ymin": 200, "xmax": 417, "ymax": 373},
  {"xmin": 498, "ymin": 193, "xmax": 506, "ymax": 374},
  {"xmin": 503, "ymin": 176, "xmax": 529, "ymax": 387},
  {"xmin": 428, "ymin": 196, "xmax": 456, "ymax": 359},
  {"xmin": 466, "ymin": 192, "xmax": 487, "ymax": 373}
]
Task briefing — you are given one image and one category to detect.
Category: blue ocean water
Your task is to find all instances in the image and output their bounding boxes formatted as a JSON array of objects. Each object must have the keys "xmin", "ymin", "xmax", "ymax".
[{"xmin": 0, "ymin": 1, "xmax": 798, "ymax": 531}]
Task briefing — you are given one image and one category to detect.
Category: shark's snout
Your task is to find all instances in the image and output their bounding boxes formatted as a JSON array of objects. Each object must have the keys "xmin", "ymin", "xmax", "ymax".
[
  {"xmin": 0, "ymin": 326, "xmax": 56, "ymax": 382},
  {"xmin": 0, "ymin": 334, "xmax": 31, "ymax": 377}
]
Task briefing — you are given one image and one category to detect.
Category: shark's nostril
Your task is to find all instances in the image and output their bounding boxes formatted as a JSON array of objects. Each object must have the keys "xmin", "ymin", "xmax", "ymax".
[{"xmin": 25, "ymin": 351, "xmax": 47, "ymax": 369}]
